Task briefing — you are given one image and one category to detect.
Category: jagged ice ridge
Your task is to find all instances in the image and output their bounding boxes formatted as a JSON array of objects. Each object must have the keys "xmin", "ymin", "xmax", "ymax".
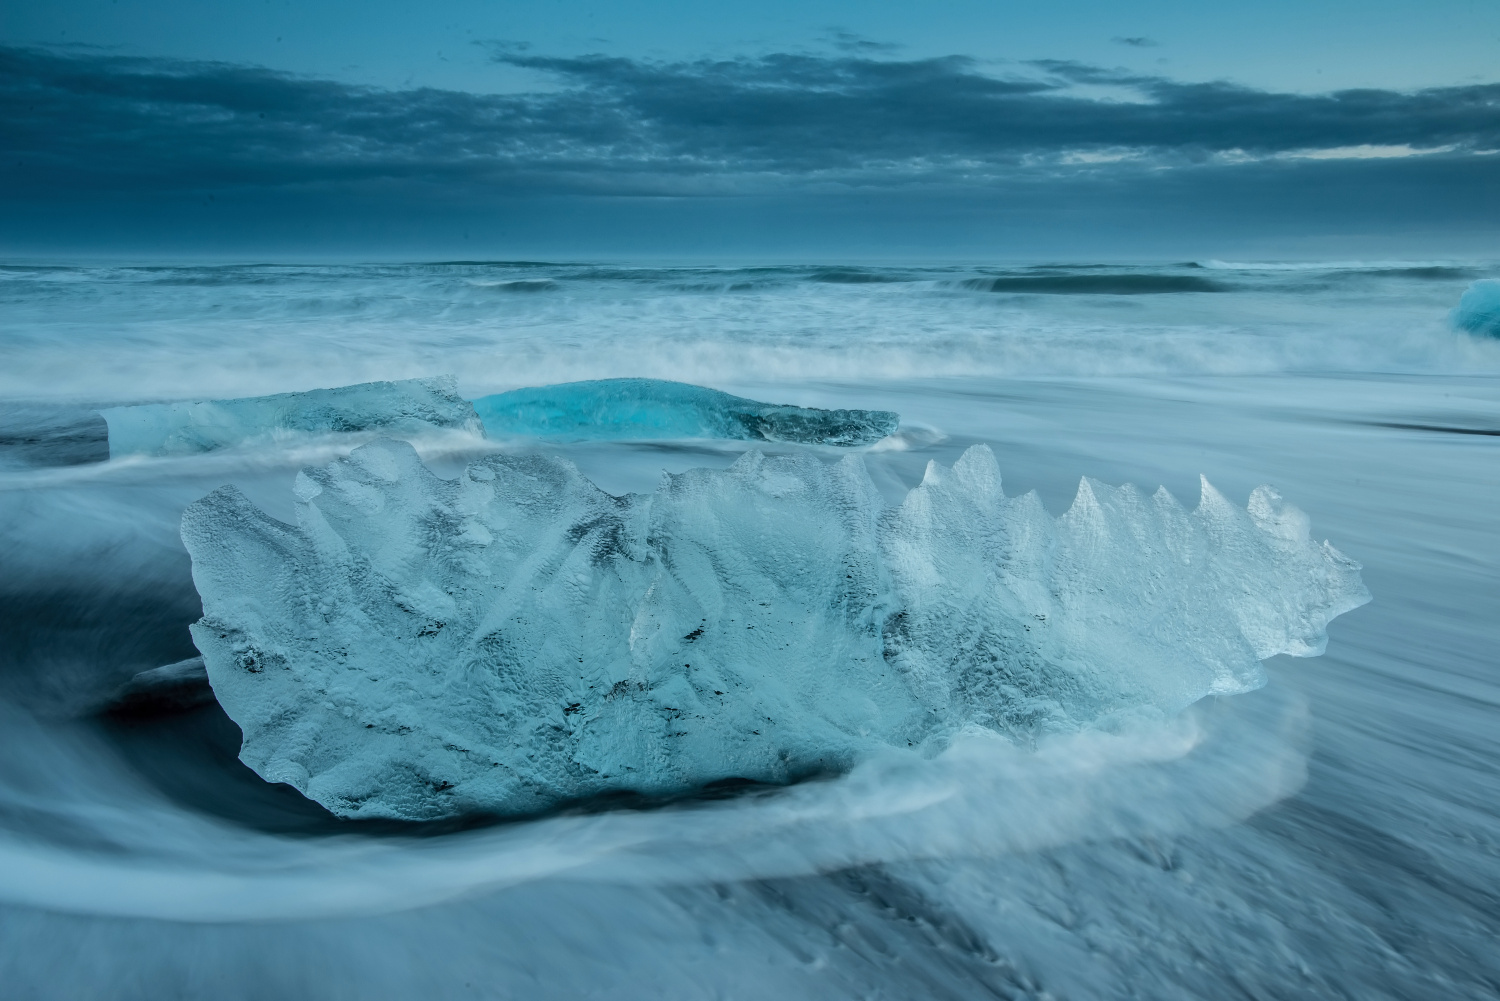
[{"xmin": 181, "ymin": 440, "xmax": 1369, "ymax": 820}]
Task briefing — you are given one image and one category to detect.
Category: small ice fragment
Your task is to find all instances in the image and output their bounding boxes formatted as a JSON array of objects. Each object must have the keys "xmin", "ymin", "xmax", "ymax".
[{"xmin": 1451, "ymin": 279, "xmax": 1500, "ymax": 338}]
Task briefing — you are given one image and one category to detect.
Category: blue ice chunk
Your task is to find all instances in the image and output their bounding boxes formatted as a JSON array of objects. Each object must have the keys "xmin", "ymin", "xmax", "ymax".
[
  {"xmin": 181, "ymin": 439, "xmax": 1370, "ymax": 821},
  {"xmin": 100, "ymin": 377, "xmax": 484, "ymax": 458},
  {"xmin": 470, "ymin": 378, "xmax": 899, "ymax": 446},
  {"xmin": 1451, "ymin": 279, "xmax": 1500, "ymax": 338}
]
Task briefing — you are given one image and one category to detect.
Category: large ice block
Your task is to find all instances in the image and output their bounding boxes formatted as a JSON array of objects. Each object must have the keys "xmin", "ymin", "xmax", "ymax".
[
  {"xmin": 101, "ymin": 377, "xmax": 484, "ymax": 458},
  {"xmin": 470, "ymin": 378, "xmax": 899, "ymax": 446},
  {"xmin": 181, "ymin": 440, "xmax": 1369, "ymax": 820}
]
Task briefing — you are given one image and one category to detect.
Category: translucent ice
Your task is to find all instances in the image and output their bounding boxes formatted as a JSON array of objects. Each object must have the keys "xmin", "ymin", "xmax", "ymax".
[
  {"xmin": 1451, "ymin": 279, "xmax": 1500, "ymax": 338},
  {"xmin": 101, "ymin": 377, "xmax": 484, "ymax": 458},
  {"xmin": 181, "ymin": 440, "xmax": 1369, "ymax": 820},
  {"xmin": 470, "ymin": 378, "xmax": 899, "ymax": 446}
]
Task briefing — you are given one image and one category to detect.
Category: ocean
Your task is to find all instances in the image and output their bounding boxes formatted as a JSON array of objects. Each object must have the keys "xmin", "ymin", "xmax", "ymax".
[{"xmin": 1, "ymin": 259, "xmax": 1497, "ymax": 999}]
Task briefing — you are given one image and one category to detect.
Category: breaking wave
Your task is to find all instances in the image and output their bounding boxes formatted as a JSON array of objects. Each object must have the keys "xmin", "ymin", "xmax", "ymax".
[{"xmin": 2, "ymin": 261, "xmax": 1498, "ymax": 403}]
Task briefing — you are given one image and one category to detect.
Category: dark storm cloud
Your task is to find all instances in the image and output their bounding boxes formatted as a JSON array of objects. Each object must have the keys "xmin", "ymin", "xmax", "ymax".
[
  {"xmin": 496, "ymin": 51, "xmax": 1500, "ymax": 170},
  {"xmin": 2, "ymin": 43, "xmax": 1499, "ymax": 197}
]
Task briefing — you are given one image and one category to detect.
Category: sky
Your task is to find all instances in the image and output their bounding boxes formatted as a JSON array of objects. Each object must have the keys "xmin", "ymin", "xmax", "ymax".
[{"xmin": 3, "ymin": 0, "xmax": 1499, "ymax": 260}]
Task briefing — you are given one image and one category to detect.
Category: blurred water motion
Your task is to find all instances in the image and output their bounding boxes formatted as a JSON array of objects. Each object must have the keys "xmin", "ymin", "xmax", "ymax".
[{"xmin": 0, "ymin": 261, "xmax": 1497, "ymax": 998}]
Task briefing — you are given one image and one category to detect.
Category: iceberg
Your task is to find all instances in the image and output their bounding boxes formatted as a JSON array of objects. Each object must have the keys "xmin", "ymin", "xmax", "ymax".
[
  {"xmin": 181, "ymin": 440, "xmax": 1369, "ymax": 821},
  {"xmin": 470, "ymin": 378, "xmax": 899, "ymax": 446},
  {"xmin": 101, "ymin": 377, "xmax": 484, "ymax": 458},
  {"xmin": 1451, "ymin": 279, "xmax": 1500, "ymax": 338}
]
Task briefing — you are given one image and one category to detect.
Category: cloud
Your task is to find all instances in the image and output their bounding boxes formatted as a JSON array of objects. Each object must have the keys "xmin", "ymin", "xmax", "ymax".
[
  {"xmin": 1, "ymin": 43, "xmax": 1497, "ymax": 204},
  {"xmin": 1112, "ymin": 37, "xmax": 1159, "ymax": 48},
  {"xmin": 825, "ymin": 32, "xmax": 903, "ymax": 55}
]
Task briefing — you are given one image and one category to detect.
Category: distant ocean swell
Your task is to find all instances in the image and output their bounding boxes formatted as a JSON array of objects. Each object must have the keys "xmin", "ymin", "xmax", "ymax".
[{"xmin": 0, "ymin": 261, "xmax": 1496, "ymax": 404}]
